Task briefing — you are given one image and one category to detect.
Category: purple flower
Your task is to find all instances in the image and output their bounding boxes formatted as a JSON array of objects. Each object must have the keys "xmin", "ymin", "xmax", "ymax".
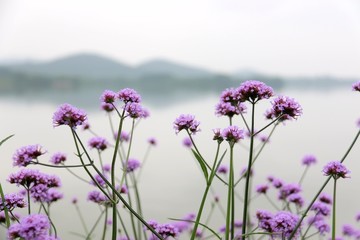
[
  {"xmin": 235, "ymin": 80, "xmax": 274, "ymax": 103},
  {"xmin": 319, "ymin": 193, "xmax": 332, "ymax": 205},
  {"xmin": 71, "ymin": 197, "xmax": 78, "ymax": 204},
  {"xmin": 217, "ymin": 165, "xmax": 228, "ymax": 174},
  {"xmin": 7, "ymin": 214, "xmax": 50, "ymax": 240},
  {"xmin": 342, "ymin": 224, "xmax": 355, "ymax": 236},
  {"xmin": 301, "ymin": 154, "xmax": 317, "ymax": 166},
  {"xmin": 126, "ymin": 159, "xmax": 141, "ymax": 172},
  {"xmin": 114, "ymin": 131, "xmax": 130, "ymax": 142},
  {"xmin": 155, "ymin": 223, "xmax": 179, "ymax": 238},
  {"xmin": 124, "ymin": 102, "xmax": 148, "ymax": 118},
  {"xmin": 287, "ymin": 193, "xmax": 304, "ymax": 207},
  {"xmin": 30, "ymin": 184, "xmax": 49, "ymax": 202},
  {"xmin": 103, "ymin": 164, "xmax": 111, "ymax": 172},
  {"xmin": 182, "ymin": 137, "xmax": 192, "ymax": 148},
  {"xmin": 101, "ymin": 102, "xmax": 115, "ymax": 112},
  {"xmin": 212, "ymin": 128, "xmax": 224, "ymax": 142},
  {"xmin": 271, "ymin": 211, "xmax": 301, "ymax": 239},
  {"xmin": 0, "ymin": 212, "xmax": 20, "ymax": 223},
  {"xmin": 268, "ymin": 176, "xmax": 284, "ymax": 188},
  {"xmin": 100, "ymin": 90, "xmax": 117, "ymax": 103},
  {"xmin": 13, "ymin": 144, "xmax": 45, "ymax": 167},
  {"xmin": 356, "ymin": 212, "xmax": 360, "ymax": 222},
  {"xmin": 256, "ymin": 210, "xmax": 273, "ymax": 232},
  {"xmin": 87, "ymin": 190, "xmax": 107, "ymax": 204},
  {"xmin": 221, "ymin": 125, "xmax": 244, "ymax": 143},
  {"xmin": 53, "ymin": 103, "xmax": 87, "ymax": 129},
  {"xmin": 219, "ymin": 88, "xmax": 238, "ymax": 103},
  {"xmin": 0, "ymin": 193, "xmax": 26, "ymax": 211},
  {"xmin": 256, "ymin": 184, "xmax": 269, "ymax": 194},
  {"xmin": 172, "ymin": 213, "xmax": 195, "ymax": 233},
  {"xmin": 118, "ymin": 88, "xmax": 142, "ymax": 103},
  {"xmin": 173, "ymin": 114, "xmax": 200, "ymax": 134},
  {"xmin": 50, "ymin": 152, "xmax": 67, "ymax": 165},
  {"xmin": 323, "ymin": 161, "xmax": 350, "ymax": 179},
  {"xmin": 8, "ymin": 169, "xmax": 59, "ymax": 189},
  {"xmin": 314, "ymin": 219, "xmax": 330, "ymax": 235},
  {"xmin": 148, "ymin": 137, "xmax": 157, "ymax": 146},
  {"xmin": 278, "ymin": 183, "xmax": 301, "ymax": 200},
  {"xmin": 265, "ymin": 96, "xmax": 302, "ymax": 121},
  {"xmin": 90, "ymin": 174, "xmax": 108, "ymax": 188},
  {"xmin": 215, "ymin": 101, "xmax": 247, "ymax": 117},
  {"xmin": 311, "ymin": 201, "xmax": 331, "ymax": 216},
  {"xmin": 352, "ymin": 81, "xmax": 360, "ymax": 92},
  {"xmin": 88, "ymin": 136, "xmax": 109, "ymax": 151}
]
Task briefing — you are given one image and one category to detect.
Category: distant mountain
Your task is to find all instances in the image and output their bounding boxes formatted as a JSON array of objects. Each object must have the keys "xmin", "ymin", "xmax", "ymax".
[
  {"xmin": 6, "ymin": 53, "xmax": 135, "ymax": 79},
  {"xmin": 3, "ymin": 53, "xmax": 215, "ymax": 80},
  {"xmin": 137, "ymin": 59, "xmax": 213, "ymax": 79}
]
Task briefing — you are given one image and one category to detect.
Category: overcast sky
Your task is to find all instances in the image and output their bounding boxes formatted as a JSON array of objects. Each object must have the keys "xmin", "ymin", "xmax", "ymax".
[{"xmin": 0, "ymin": 0, "xmax": 360, "ymax": 78}]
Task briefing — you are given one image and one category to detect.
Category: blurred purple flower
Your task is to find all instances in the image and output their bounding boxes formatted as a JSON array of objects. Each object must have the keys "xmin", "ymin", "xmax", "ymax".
[
  {"xmin": 256, "ymin": 184, "xmax": 269, "ymax": 194},
  {"xmin": 174, "ymin": 114, "xmax": 200, "ymax": 134},
  {"xmin": 124, "ymin": 102, "xmax": 148, "ymax": 119},
  {"xmin": 7, "ymin": 214, "xmax": 50, "ymax": 240},
  {"xmin": 88, "ymin": 136, "xmax": 109, "ymax": 151},
  {"xmin": 265, "ymin": 95, "xmax": 302, "ymax": 121},
  {"xmin": 323, "ymin": 161, "xmax": 350, "ymax": 179},
  {"xmin": 50, "ymin": 152, "xmax": 67, "ymax": 165},
  {"xmin": 217, "ymin": 165, "xmax": 228, "ymax": 174},
  {"xmin": 221, "ymin": 125, "xmax": 244, "ymax": 143},
  {"xmin": 301, "ymin": 154, "xmax": 317, "ymax": 166},
  {"xmin": 100, "ymin": 90, "xmax": 117, "ymax": 103},
  {"xmin": 352, "ymin": 81, "xmax": 360, "ymax": 92},
  {"xmin": 148, "ymin": 137, "xmax": 157, "ymax": 146},
  {"xmin": 118, "ymin": 88, "xmax": 142, "ymax": 103},
  {"xmin": 182, "ymin": 137, "xmax": 192, "ymax": 148},
  {"xmin": 0, "ymin": 193, "xmax": 26, "ymax": 211},
  {"xmin": 13, "ymin": 144, "xmax": 45, "ymax": 167},
  {"xmin": 126, "ymin": 159, "xmax": 141, "ymax": 172}
]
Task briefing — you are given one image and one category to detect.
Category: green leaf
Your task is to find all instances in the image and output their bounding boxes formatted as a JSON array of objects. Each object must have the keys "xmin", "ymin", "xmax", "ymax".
[
  {"xmin": 169, "ymin": 218, "xmax": 221, "ymax": 240},
  {"xmin": 0, "ymin": 183, "xmax": 11, "ymax": 228},
  {"xmin": 0, "ymin": 134, "xmax": 14, "ymax": 147},
  {"xmin": 191, "ymin": 149, "xmax": 208, "ymax": 181}
]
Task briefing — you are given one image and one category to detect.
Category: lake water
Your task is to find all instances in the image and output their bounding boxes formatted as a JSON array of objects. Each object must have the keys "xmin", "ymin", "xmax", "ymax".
[{"xmin": 0, "ymin": 85, "xmax": 359, "ymax": 239}]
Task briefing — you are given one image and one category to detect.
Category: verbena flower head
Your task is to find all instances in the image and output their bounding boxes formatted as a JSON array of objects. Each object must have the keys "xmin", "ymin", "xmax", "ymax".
[
  {"xmin": 221, "ymin": 125, "xmax": 244, "ymax": 143},
  {"xmin": 319, "ymin": 192, "xmax": 332, "ymax": 204},
  {"xmin": 323, "ymin": 161, "xmax": 350, "ymax": 179},
  {"xmin": 13, "ymin": 144, "xmax": 45, "ymax": 167},
  {"xmin": 173, "ymin": 213, "xmax": 195, "ymax": 233},
  {"xmin": 256, "ymin": 210, "xmax": 273, "ymax": 232},
  {"xmin": 307, "ymin": 215, "xmax": 330, "ymax": 235},
  {"xmin": 235, "ymin": 80, "xmax": 274, "ymax": 103},
  {"xmin": 302, "ymin": 154, "xmax": 317, "ymax": 166},
  {"xmin": 217, "ymin": 165, "xmax": 228, "ymax": 174},
  {"xmin": 87, "ymin": 190, "xmax": 107, "ymax": 204},
  {"xmin": 342, "ymin": 224, "xmax": 355, "ymax": 236},
  {"xmin": 118, "ymin": 88, "xmax": 141, "ymax": 103},
  {"xmin": 49, "ymin": 152, "xmax": 67, "ymax": 165},
  {"xmin": 278, "ymin": 183, "xmax": 301, "ymax": 200},
  {"xmin": 256, "ymin": 184, "xmax": 269, "ymax": 194},
  {"xmin": 219, "ymin": 88, "xmax": 237, "ymax": 103},
  {"xmin": 124, "ymin": 102, "xmax": 148, "ymax": 119},
  {"xmin": 148, "ymin": 137, "xmax": 157, "ymax": 146},
  {"xmin": 100, "ymin": 90, "xmax": 117, "ymax": 103},
  {"xmin": 0, "ymin": 193, "xmax": 26, "ymax": 211},
  {"xmin": 101, "ymin": 102, "xmax": 115, "ymax": 112},
  {"xmin": 7, "ymin": 214, "xmax": 50, "ymax": 240},
  {"xmin": 88, "ymin": 136, "xmax": 109, "ymax": 151},
  {"xmin": 126, "ymin": 159, "xmax": 141, "ymax": 172},
  {"xmin": 173, "ymin": 114, "xmax": 200, "ymax": 134},
  {"xmin": 213, "ymin": 128, "xmax": 224, "ymax": 142},
  {"xmin": 271, "ymin": 211, "xmax": 301, "ymax": 239},
  {"xmin": 155, "ymin": 223, "xmax": 179, "ymax": 238},
  {"xmin": 8, "ymin": 169, "xmax": 50, "ymax": 189},
  {"xmin": 53, "ymin": 103, "xmax": 87, "ymax": 129},
  {"xmin": 182, "ymin": 137, "xmax": 193, "ymax": 148},
  {"xmin": 352, "ymin": 81, "xmax": 360, "ymax": 92},
  {"xmin": 215, "ymin": 101, "xmax": 247, "ymax": 117},
  {"xmin": 1, "ymin": 212, "xmax": 20, "ymax": 223},
  {"xmin": 311, "ymin": 201, "xmax": 331, "ymax": 216},
  {"xmin": 44, "ymin": 188, "xmax": 63, "ymax": 203},
  {"xmin": 90, "ymin": 174, "xmax": 108, "ymax": 188},
  {"xmin": 265, "ymin": 95, "xmax": 302, "ymax": 121},
  {"xmin": 288, "ymin": 193, "xmax": 305, "ymax": 207}
]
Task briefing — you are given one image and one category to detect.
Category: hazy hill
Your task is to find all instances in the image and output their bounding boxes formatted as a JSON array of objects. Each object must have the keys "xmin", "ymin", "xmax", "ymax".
[
  {"xmin": 6, "ymin": 53, "xmax": 136, "ymax": 79},
  {"xmin": 137, "ymin": 59, "xmax": 213, "ymax": 79}
]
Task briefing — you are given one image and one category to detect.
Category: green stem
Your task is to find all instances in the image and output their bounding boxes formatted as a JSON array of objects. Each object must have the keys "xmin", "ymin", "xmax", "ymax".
[
  {"xmin": 119, "ymin": 118, "xmax": 136, "ymax": 187},
  {"xmin": 73, "ymin": 130, "xmax": 164, "ymax": 240},
  {"xmin": 0, "ymin": 183, "xmax": 10, "ymax": 228},
  {"xmin": 126, "ymin": 176, "xmax": 138, "ymax": 240},
  {"xmin": 86, "ymin": 208, "xmax": 106, "ymax": 240},
  {"xmin": 27, "ymin": 188, "xmax": 31, "ymax": 215},
  {"xmin": 102, "ymin": 206, "xmax": 108, "ymax": 240},
  {"xmin": 288, "ymin": 129, "xmax": 360, "ymax": 239},
  {"xmin": 332, "ymin": 178, "xmax": 337, "ymax": 240},
  {"xmin": 74, "ymin": 203, "xmax": 89, "ymax": 235},
  {"xmin": 242, "ymin": 103, "xmax": 255, "ymax": 239},
  {"xmin": 131, "ymin": 173, "xmax": 146, "ymax": 240},
  {"xmin": 40, "ymin": 202, "xmax": 57, "ymax": 238},
  {"xmin": 225, "ymin": 144, "xmax": 234, "ymax": 240},
  {"xmin": 190, "ymin": 143, "xmax": 221, "ymax": 240}
]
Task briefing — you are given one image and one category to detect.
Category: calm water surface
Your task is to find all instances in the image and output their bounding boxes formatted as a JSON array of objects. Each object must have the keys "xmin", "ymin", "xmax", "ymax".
[{"xmin": 0, "ymin": 87, "xmax": 359, "ymax": 239}]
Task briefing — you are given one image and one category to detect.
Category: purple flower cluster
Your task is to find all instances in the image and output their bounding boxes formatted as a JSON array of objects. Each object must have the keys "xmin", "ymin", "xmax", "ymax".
[
  {"xmin": 124, "ymin": 102, "xmax": 148, "ymax": 119},
  {"xmin": 182, "ymin": 137, "xmax": 192, "ymax": 148},
  {"xmin": 301, "ymin": 154, "xmax": 317, "ymax": 166},
  {"xmin": 307, "ymin": 215, "xmax": 330, "ymax": 235},
  {"xmin": 172, "ymin": 213, "xmax": 195, "ymax": 233},
  {"xmin": 148, "ymin": 137, "xmax": 157, "ymax": 146},
  {"xmin": 88, "ymin": 136, "xmax": 109, "ymax": 151},
  {"xmin": 255, "ymin": 184, "xmax": 269, "ymax": 194},
  {"xmin": 256, "ymin": 210, "xmax": 301, "ymax": 239},
  {"xmin": 323, "ymin": 161, "xmax": 350, "ymax": 179},
  {"xmin": 310, "ymin": 193, "xmax": 333, "ymax": 217},
  {"xmin": 217, "ymin": 164, "xmax": 228, "ymax": 174},
  {"xmin": 12, "ymin": 144, "xmax": 45, "ymax": 167},
  {"xmin": 352, "ymin": 81, "xmax": 360, "ymax": 92},
  {"xmin": 7, "ymin": 214, "xmax": 51, "ymax": 240},
  {"xmin": 100, "ymin": 90, "xmax": 117, "ymax": 103},
  {"xmin": 125, "ymin": 159, "xmax": 141, "ymax": 172},
  {"xmin": 53, "ymin": 103, "xmax": 87, "ymax": 129},
  {"xmin": 146, "ymin": 220, "xmax": 179, "ymax": 239},
  {"xmin": 8, "ymin": 168, "xmax": 61, "ymax": 189},
  {"xmin": 49, "ymin": 152, "xmax": 67, "ymax": 165},
  {"xmin": 118, "ymin": 88, "xmax": 142, "ymax": 103},
  {"xmin": 173, "ymin": 114, "xmax": 200, "ymax": 134},
  {"xmin": 215, "ymin": 101, "xmax": 247, "ymax": 117},
  {"xmin": 90, "ymin": 173, "xmax": 108, "ymax": 188},
  {"xmin": 265, "ymin": 96, "xmax": 302, "ymax": 121},
  {"xmin": 221, "ymin": 125, "xmax": 244, "ymax": 143},
  {"xmin": 87, "ymin": 190, "xmax": 107, "ymax": 204},
  {"xmin": 236, "ymin": 80, "xmax": 274, "ymax": 103},
  {"xmin": 0, "ymin": 193, "xmax": 26, "ymax": 211}
]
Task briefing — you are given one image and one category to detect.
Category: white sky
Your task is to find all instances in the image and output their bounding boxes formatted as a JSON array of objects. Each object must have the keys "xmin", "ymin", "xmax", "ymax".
[{"xmin": 0, "ymin": 0, "xmax": 360, "ymax": 78}]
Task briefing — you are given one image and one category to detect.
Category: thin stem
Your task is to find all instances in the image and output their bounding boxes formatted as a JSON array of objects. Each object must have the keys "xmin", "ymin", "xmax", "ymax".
[
  {"xmin": 74, "ymin": 203, "xmax": 89, "ymax": 235},
  {"xmin": 40, "ymin": 202, "xmax": 57, "ymax": 238},
  {"xmin": 298, "ymin": 166, "xmax": 309, "ymax": 185},
  {"xmin": 86, "ymin": 208, "xmax": 106, "ymax": 240},
  {"xmin": 101, "ymin": 206, "xmax": 108, "ymax": 240},
  {"xmin": 31, "ymin": 161, "xmax": 92, "ymax": 168},
  {"xmin": 240, "ymin": 111, "xmax": 250, "ymax": 133},
  {"xmin": 64, "ymin": 167, "xmax": 90, "ymax": 184},
  {"xmin": 288, "ymin": 129, "xmax": 360, "ymax": 239},
  {"xmin": 242, "ymin": 102, "xmax": 255, "ymax": 239},
  {"xmin": 190, "ymin": 143, "xmax": 221, "ymax": 240},
  {"xmin": 117, "ymin": 208, "xmax": 131, "ymax": 240},
  {"xmin": 27, "ymin": 188, "xmax": 31, "ymax": 215},
  {"xmin": 131, "ymin": 173, "xmax": 146, "ymax": 240},
  {"xmin": 225, "ymin": 144, "xmax": 234, "ymax": 240},
  {"xmin": 0, "ymin": 183, "xmax": 11, "ymax": 228},
  {"xmin": 332, "ymin": 178, "xmax": 337, "ymax": 240},
  {"xmin": 253, "ymin": 114, "xmax": 283, "ymax": 137},
  {"xmin": 120, "ymin": 118, "xmax": 136, "ymax": 187}
]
